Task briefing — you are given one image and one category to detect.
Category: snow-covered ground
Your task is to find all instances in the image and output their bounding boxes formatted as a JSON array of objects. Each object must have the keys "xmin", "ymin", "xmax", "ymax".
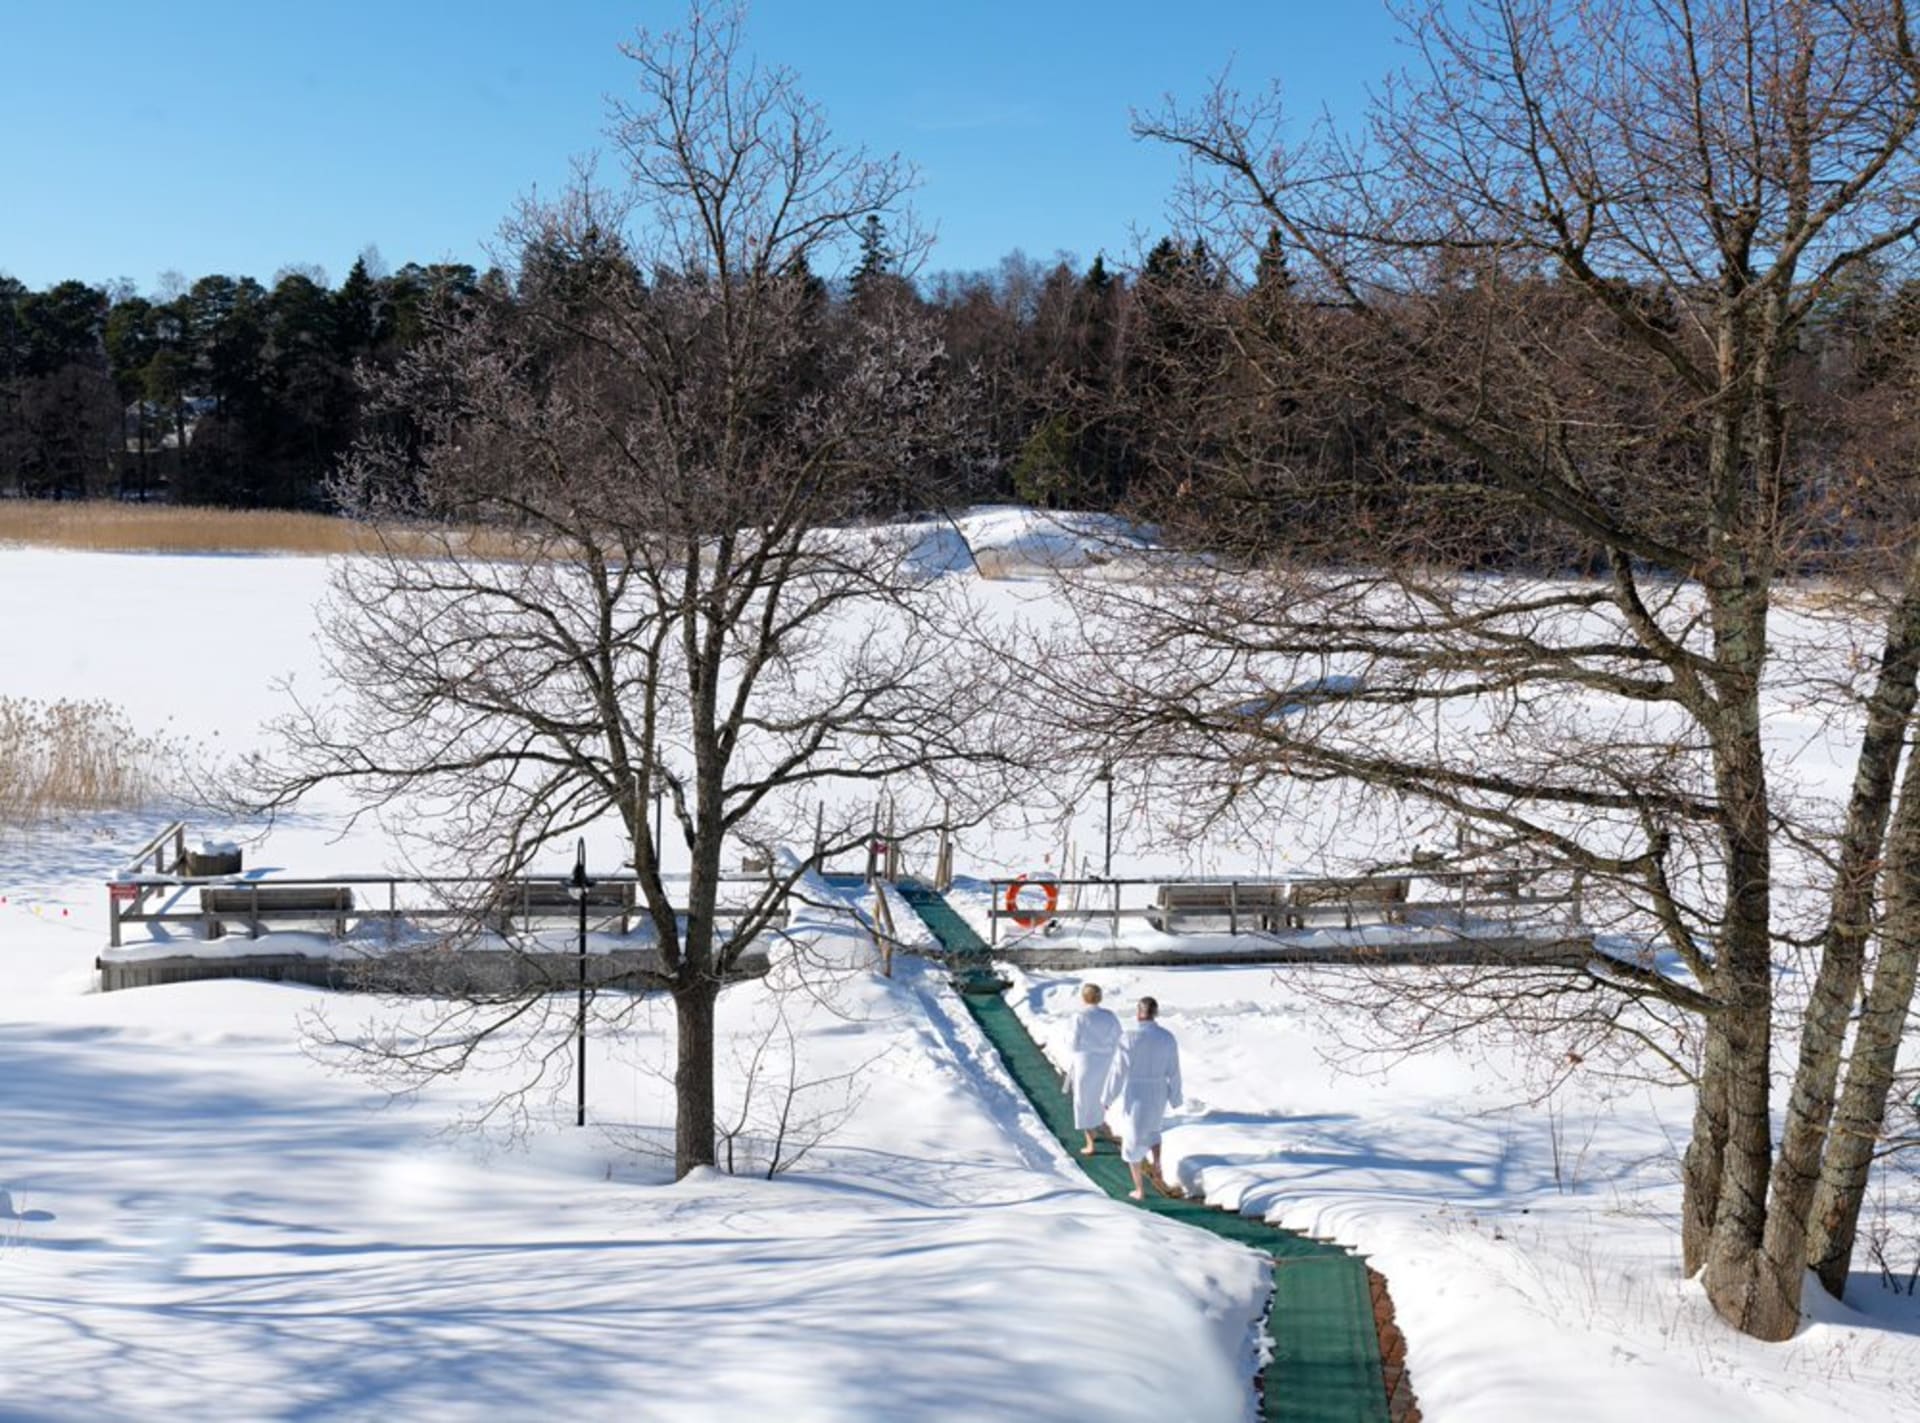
[
  {"xmin": 1003, "ymin": 960, "xmax": 1920, "ymax": 1423},
  {"xmin": 3, "ymin": 514, "xmax": 1918, "ymax": 1421},
  {"xmin": 0, "ymin": 539, "xmax": 1267, "ymax": 1423}
]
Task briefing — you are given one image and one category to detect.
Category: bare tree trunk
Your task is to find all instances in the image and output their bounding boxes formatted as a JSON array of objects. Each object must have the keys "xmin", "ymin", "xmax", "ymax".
[
  {"xmin": 1764, "ymin": 559, "xmax": 1920, "ymax": 1298},
  {"xmin": 1682, "ymin": 1024, "xmax": 1731, "ymax": 1274},
  {"xmin": 674, "ymin": 980, "xmax": 721, "ymax": 1179},
  {"xmin": 1701, "ymin": 920, "xmax": 1789, "ymax": 1336},
  {"xmin": 1701, "ymin": 582, "xmax": 1797, "ymax": 1338},
  {"xmin": 1808, "ymin": 736, "xmax": 1920, "ymax": 1296}
]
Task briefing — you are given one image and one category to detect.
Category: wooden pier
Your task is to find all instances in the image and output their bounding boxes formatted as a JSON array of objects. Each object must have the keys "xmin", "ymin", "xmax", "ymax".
[{"xmin": 100, "ymin": 821, "xmax": 787, "ymax": 994}]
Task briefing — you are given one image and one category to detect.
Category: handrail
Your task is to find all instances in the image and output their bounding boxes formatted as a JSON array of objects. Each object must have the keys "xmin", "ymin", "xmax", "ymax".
[
  {"xmin": 118, "ymin": 820, "xmax": 187, "ymax": 879},
  {"xmin": 105, "ymin": 870, "xmax": 780, "ymax": 888},
  {"xmin": 106, "ymin": 867, "xmax": 789, "ymax": 948},
  {"xmin": 982, "ymin": 869, "xmax": 1559, "ymax": 889},
  {"xmin": 982, "ymin": 868, "xmax": 1583, "ymax": 945}
]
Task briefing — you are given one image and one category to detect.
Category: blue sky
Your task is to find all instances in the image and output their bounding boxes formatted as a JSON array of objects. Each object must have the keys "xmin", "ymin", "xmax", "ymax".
[{"xmin": 0, "ymin": 2, "xmax": 1404, "ymax": 293}]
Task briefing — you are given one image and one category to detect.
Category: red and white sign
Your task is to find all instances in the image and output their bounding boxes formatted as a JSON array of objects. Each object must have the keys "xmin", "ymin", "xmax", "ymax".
[{"xmin": 107, "ymin": 883, "xmax": 140, "ymax": 904}]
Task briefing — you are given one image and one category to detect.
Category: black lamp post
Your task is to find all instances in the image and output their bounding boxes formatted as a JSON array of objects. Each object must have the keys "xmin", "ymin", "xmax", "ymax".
[{"xmin": 568, "ymin": 838, "xmax": 592, "ymax": 1128}]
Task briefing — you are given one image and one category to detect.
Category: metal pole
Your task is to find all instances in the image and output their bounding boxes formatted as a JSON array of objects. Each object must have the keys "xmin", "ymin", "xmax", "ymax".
[
  {"xmin": 1100, "ymin": 767, "xmax": 1118, "ymax": 941},
  {"xmin": 1103, "ymin": 768, "xmax": 1114, "ymax": 878},
  {"xmin": 572, "ymin": 839, "xmax": 590, "ymax": 1129}
]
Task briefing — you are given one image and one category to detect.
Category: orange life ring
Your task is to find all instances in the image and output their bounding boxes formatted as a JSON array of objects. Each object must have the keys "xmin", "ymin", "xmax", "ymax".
[{"xmin": 1005, "ymin": 875, "xmax": 1059, "ymax": 929}]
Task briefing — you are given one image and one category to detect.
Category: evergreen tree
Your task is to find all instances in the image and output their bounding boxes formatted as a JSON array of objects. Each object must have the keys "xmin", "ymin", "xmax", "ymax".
[
  {"xmin": 1254, "ymin": 227, "xmax": 1292, "ymax": 296},
  {"xmin": 104, "ymin": 297, "xmax": 160, "ymax": 497},
  {"xmin": 849, "ymin": 213, "xmax": 893, "ymax": 303},
  {"xmin": 333, "ymin": 255, "xmax": 380, "ymax": 357}
]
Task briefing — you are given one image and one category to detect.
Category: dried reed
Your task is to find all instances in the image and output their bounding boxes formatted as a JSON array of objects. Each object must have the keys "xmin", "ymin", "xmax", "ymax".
[
  {"xmin": 0, "ymin": 501, "xmax": 529, "ymax": 559},
  {"xmin": 0, "ymin": 697, "xmax": 177, "ymax": 823}
]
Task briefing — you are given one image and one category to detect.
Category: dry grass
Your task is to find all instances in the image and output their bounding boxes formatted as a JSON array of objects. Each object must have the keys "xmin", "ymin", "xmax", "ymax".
[
  {"xmin": 0, "ymin": 500, "xmax": 532, "ymax": 559},
  {"xmin": 0, "ymin": 697, "xmax": 179, "ymax": 824},
  {"xmin": 0, "ymin": 501, "xmax": 377, "ymax": 556}
]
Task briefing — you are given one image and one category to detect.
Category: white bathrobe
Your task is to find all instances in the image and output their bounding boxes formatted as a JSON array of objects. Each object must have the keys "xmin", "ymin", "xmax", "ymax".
[
  {"xmin": 1103, "ymin": 1020, "xmax": 1183, "ymax": 1164},
  {"xmin": 1065, "ymin": 1005, "xmax": 1123, "ymax": 1131}
]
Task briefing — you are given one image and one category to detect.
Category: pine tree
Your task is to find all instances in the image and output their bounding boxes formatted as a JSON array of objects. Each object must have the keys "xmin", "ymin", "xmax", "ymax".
[
  {"xmin": 334, "ymin": 256, "xmax": 379, "ymax": 357},
  {"xmin": 850, "ymin": 214, "xmax": 893, "ymax": 303},
  {"xmin": 1255, "ymin": 227, "xmax": 1292, "ymax": 296}
]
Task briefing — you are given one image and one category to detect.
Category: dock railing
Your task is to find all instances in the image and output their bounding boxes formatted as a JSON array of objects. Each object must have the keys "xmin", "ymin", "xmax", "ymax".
[
  {"xmin": 106, "ymin": 867, "xmax": 785, "ymax": 948},
  {"xmin": 984, "ymin": 868, "xmax": 1584, "ymax": 946}
]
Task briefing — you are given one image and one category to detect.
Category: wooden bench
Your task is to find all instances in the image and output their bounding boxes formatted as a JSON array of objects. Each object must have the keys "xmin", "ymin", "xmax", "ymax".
[
  {"xmin": 200, "ymin": 885, "xmax": 355, "ymax": 940},
  {"xmin": 1284, "ymin": 877, "xmax": 1408, "ymax": 929},
  {"xmin": 1150, "ymin": 882, "xmax": 1287, "ymax": 933},
  {"xmin": 498, "ymin": 880, "xmax": 635, "ymax": 933}
]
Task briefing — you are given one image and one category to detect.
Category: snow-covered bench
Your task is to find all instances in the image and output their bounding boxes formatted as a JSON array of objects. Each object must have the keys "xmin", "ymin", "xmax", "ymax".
[
  {"xmin": 1150, "ymin": 882, "xmax": 1288, "ymax": 933},
  {"xmin": 1283, "ymin": 877, "xmax": 1409, "ymax": 929},
  {"xmin": 199, "ymin": 885, "xmax": 355, "ymax": 940}
]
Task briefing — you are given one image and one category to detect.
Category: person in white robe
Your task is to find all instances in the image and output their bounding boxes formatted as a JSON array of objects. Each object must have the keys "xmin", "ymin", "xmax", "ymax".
[
  {"xmin": 1065, "ymin": 983, "xmax": 1123, "ymax": 1156},
  {"xmin": 1103, "ymin": 995, "xmax": 1183, "ymax": 1199}
]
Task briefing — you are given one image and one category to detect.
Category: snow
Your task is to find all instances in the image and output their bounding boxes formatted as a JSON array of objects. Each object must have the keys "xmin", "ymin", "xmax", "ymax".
[
  {"xmin": 0, "ymin": 538, "xmax": 1267, "ymax": 1422},
  {"xmin": 1001, "ymin": 959, "xmax": 1920, "ymax": 1422},
  {"xmin": 1, "ymin": 960, "xmax": 1267, "ymax": 1422},
  {"xmin": 3, "ymin": 514, "xmax": 1919, "ymax": 1420},
  {"xmin": 947, "ymin": 505, "xmax": 1153, "ymax": 579}
]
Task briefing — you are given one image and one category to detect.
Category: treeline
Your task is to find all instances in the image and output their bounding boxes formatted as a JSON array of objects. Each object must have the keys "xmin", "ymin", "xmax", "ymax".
[
  {"xmin": 4, "ymin": 229, "xmax": 1918, "ymax": 526},
  {"xmin": 0, "ymin": 228, "xmax": 1257, "ymax": 512},
  {"xmin": 0, "ymin": 259, "xmax": 478, "ymax": 506}
]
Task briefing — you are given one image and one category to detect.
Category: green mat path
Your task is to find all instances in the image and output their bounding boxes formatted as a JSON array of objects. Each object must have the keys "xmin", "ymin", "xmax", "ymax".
[{"xmin": 894, "ymin": 881, "xmax": 1393, "ymax": 1423}]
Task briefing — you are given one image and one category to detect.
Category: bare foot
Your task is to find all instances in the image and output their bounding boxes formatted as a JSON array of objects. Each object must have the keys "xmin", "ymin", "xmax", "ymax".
[
  {"xmin": 1127, "ymin": 1189, "xmax": 1145, "ymax": 1201},
  {"xmin": 1079, "ymin": 1144, "xmax": 1097, "ymax": 1156}
]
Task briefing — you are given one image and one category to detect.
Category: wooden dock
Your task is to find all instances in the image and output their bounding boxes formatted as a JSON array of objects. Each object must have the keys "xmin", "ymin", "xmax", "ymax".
[
  {"xmin": 96, "ymin": 946, "xmax": 772, "ymax": 994},
  {"xmin": 100, "ymin": 822, "xmax": 789, "ymax": 994},
  {"xmin": 968, "ymin": 933, "xmax": 1593, "ymax": 971}
]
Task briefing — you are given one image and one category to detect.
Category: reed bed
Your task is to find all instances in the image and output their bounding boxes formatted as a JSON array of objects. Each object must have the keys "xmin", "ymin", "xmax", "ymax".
[
  {"xmin": 0, "ymin": 697, "xmax": 177, "ymax": 823},
  {"xmin": 0, "ymin": 501, "xmax": 529, "ymax": 559}
]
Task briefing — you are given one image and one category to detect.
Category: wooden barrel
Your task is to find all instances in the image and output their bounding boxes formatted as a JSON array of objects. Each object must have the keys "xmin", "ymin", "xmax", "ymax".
[{"xmin": 184, "ymin": 847, "xmax": 243, "ymax": 877}]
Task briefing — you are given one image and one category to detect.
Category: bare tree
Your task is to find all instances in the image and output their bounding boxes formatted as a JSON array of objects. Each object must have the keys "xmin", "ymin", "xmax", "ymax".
[
  {"xmin": 252, "ymin": 5, "xmax": 1005, "ymax": 1179},
  {"xmin": 1076, "ymin": 0, "xmax": 1920, "ymax": 1339}
]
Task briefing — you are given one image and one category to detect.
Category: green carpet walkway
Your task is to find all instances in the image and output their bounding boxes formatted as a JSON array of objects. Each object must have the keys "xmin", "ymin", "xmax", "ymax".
[{"xmin": 895, "ymin": 880, "xmax": 1393, "ymax": 1423}]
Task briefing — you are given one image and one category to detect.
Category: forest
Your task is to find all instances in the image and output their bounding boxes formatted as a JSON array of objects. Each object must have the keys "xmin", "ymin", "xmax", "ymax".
[{"xmin": 3, "ymin": 225, "xmax": 1917, "ymax": 580}]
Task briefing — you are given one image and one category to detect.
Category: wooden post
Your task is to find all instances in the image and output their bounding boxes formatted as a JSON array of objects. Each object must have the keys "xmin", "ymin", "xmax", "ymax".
[
  {"xmin": 109, "ymin": 889, "xmax": 121, "ymax": 949},
  {"xmin": 248, "ymin": 881, "xmax": 260, "ymax": 941},
  {"xmin": 872, "ymin": 889, "xmax": 896, "ymax": 978},
  {"xmin": 387, "ymin": 880, "xmax": 397, "ymax": 944},
  {"xmin": 1229, "ymin": 882, "xmax": 1239, "ymax": 936}
]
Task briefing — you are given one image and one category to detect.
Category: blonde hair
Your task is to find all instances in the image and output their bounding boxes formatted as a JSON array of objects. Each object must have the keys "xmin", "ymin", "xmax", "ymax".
[{"xmin": 1080, "ymin": 983, "xmax": 1103, "ymax": 1005}]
